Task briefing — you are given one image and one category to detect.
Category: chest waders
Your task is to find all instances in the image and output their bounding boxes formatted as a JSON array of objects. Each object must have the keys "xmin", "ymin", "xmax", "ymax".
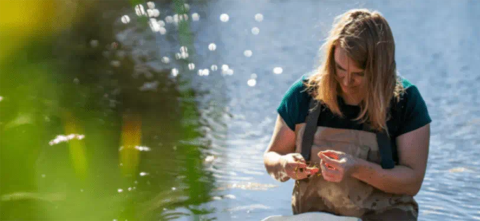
[{"xmin": 292, "ymin": 99, "xmax": 418, "ymax": 221}]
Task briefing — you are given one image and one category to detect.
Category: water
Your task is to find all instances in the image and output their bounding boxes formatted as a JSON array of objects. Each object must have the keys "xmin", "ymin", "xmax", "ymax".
[{"xmin": 0, "ymin": 0, "xmax": 479, "ymax": 220}]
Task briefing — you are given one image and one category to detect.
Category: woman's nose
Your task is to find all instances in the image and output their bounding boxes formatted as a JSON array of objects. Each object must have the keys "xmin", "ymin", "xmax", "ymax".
[{"xmin": 342, "ymin": 74, "xmax": 352, "ymax": 86}]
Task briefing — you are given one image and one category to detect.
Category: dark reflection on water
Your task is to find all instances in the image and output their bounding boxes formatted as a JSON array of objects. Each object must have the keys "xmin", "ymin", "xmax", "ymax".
[
  {"xmin": 1, "ymin": 0, "xmax": 480, "ymax": 221},
  {"xmin": 1, "ymin": 0, "xmax": 218, "ymax": 220}
]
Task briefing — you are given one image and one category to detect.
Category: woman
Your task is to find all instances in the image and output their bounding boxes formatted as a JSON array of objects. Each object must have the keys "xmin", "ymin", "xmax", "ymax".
[{"xmin": 264, "ymin": 9, "xmax": 431, "ymax": 221}]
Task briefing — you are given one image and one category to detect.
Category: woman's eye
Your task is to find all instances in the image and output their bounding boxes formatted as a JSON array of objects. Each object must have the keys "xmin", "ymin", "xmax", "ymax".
[{"xmin": 355, "ymin": 73, "xmax": 364, "ymax": 77}]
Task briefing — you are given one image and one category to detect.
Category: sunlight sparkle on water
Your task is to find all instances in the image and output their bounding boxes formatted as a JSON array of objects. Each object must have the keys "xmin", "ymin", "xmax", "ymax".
[
  {"xmin": 180, "ymin": 52, "xmax": 188, "ymax": 59},
  {"xmin": 180, "ymin": 46, "xmax": 188, "ymax": 53},
  {"xmin": 139, "ymin": 81, "xmax": 159, "ymax": 92},
  {"xmin": 208, "ymin": 43, "xmax": 217, "ymax": 51},
  {"xmin": 173, "ymin": 14, "xmax": 188, "ymax": 24},
  {"xmin": 135, "ymin": 146, "xmax": 151, "ymax": 151},
  {"xmin": 135, "ymin": 4, "xmax": 146, "ymax": 17},
  {"xmin": 255, "ymin": 13, "xmax": 264, "ymax": 22},
  {"xmin": 223, "ymin": 69, "xmax": 234, "ymax": 76},
  {"xmin": 162, "ymin": 57, "xmax": 170, "ymax": 63},
  {"xmin": 159, "ymin": 27, "xmax": 166, "ymax": 35},
  {"xmin": 252, "ymin": 27, "xmax": 260, "ymax": 35},
  {"xmin": 157, "ymin": 20, "xmax": 165, "ymax": 27},
  {"xmin": 110, "ymin": 60, "xmax": 121, "ymax": 68},
  {"xmin": 147, "ymin": 1, "xmax": 155, "ymax": 9},
  {"xmin": 171, "ymin": 68, "xmax": 179, "ymax": 77},
  {"xmin": 205, "ymin": 156, "xmax": 215, "ymax": 163},
  {"xmin": 192, "ymin": 13, "xmax": 200, "ymax": 21},
  {"xmin": 90, "ymin": 40, "xmax": 99, "ymax": 48},
  {"xmin": 49, "ymin": 134, "xmax": 85, "ymax": 146},
  {"xmin": 201, "ymin": 69, "xmax": 210, "ymax": 76},
  {"xmin": 147, "ymin": 9, "xmax": 160, "ymax": 18},
  {"xmin": 165, "ymin": 16, "xmax": 173, "ymax": 24},
  {"xmin": 220, "ymin": 14, "xmax": 229, "ymax": 22},
  {"xmin": 149, "ymin": 19, "xmax": 161, "ymax": 32},
  {"xmin": 173, "ymin": 14, "xmax": 179, "ymax": 23},
  {"xmin": 248, "ymin": 79, "xmax": 257, "ymax": 87},
  {"xmin": 197, "ymin": 69, "xmax": 210, "ymax": 76},
  {"xmin": 273, "ymin": 67, "xmax": 283, "ymax": 74},
  {"xmin": 121, "ymin": 15, "xmax": 131, "ymax": 24},
  {"xmin": 224, "ymin": 194, "xmax": 236, "ymax": 199},
  {"xmin": 244, "ymin": 50, "xmax": 253, "ymax": 57}
]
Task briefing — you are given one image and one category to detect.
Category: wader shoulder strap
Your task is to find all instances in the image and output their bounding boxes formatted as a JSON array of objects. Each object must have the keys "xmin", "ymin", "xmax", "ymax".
[
  {"xmin": 362, "ymin": 124, "xmax": 395, "ymax": 169},
  {"xmin": 376, "ymin": 132, "xmax": 395, "ymax": 169},
  {"xmin": 301, "ymin": 98, "xmax": 321, "ymax": 162}
]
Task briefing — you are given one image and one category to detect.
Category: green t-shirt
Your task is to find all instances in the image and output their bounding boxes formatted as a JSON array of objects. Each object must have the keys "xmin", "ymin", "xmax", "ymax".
[{"xmin": 277, "ymin": 75, "xmax": 432, "ymax": 163}]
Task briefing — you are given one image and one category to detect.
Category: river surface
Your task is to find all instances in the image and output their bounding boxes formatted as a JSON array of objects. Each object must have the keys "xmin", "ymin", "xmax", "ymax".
[{"xmin": 1, "ymin": 0, "xmax": 479, "ymax": 221}]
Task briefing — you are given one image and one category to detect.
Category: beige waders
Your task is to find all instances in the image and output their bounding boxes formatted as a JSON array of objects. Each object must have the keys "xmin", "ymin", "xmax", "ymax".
[{"xmin": 291, "ymin": 100, "xmax": 418, "ymax": 221}]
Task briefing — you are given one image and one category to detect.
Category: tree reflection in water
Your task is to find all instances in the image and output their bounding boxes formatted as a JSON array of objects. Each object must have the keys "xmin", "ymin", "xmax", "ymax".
[{"xmin": 0, "ymin": 0, "xmax": 218, "ymax": 220}]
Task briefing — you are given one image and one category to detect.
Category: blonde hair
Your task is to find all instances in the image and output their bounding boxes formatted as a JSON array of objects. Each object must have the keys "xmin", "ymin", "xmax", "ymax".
[{"xmin": 306, "ymin": 9, "xmax": 404, "ymax": 132}]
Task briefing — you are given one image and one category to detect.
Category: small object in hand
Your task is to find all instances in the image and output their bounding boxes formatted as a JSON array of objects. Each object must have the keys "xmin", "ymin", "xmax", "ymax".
[{"xmin": 306, "ymin": 166, "xmax": 319, "ymax": 174}]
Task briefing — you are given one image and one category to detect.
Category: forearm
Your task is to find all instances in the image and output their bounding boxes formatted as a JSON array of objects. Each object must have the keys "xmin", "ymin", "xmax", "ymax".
[
  {"xmin": 351, "ymin": 158, "xmax": 423, "ymax": 196},
  {"xmin": 263, "ymin": 152, "xmax": 289, "ymax": 182}
]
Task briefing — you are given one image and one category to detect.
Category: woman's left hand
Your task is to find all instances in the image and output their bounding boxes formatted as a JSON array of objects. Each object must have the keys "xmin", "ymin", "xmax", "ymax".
[{"xmin": 318, "ymin": 150, "xmax": 359, "ymax": 183}]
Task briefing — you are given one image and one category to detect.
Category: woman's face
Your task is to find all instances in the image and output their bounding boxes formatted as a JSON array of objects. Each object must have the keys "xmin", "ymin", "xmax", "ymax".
[{"xmin": 333, "ymin": 47, "xmax": 365, "ymax": 96}]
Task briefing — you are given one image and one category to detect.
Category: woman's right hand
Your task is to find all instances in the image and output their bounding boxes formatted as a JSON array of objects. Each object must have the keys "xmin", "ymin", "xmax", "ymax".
[{"xmin": 280, "ymin": 153, "xmax": 318, "ymax": 180}]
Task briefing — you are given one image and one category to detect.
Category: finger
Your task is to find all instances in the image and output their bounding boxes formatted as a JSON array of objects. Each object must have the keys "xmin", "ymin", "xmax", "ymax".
[
  {"xmin": 296, "ymin": 170, "xmax": 311, "ymax": 180},
  {"xmin": 319, "ymin": 153, "xmax": 342, "ymax": 169},
  {"xmin": 320, "ymin": 162, "xmax": 341, "ymax": 182},
  {"xmin": 288, "ymin": 167, "xmax": 310, "ymax": 180},
  {"xmin": 292, "ymin": 154, "xmax": 306, "ymax": 163},
  {"xmin": 289, "ymin": 160, "xmax": 319, "ymax": 179},
  {"xmin": 320, "ymin": 160, "xmax": 340, "ymax": 174},
  {"xmin": 320, "ymin": 163, "xmax": 334, "ymax": 181},
  {"xmin": 289, "ymin": 162, "xmax": 307, "ymax": 169},
  {"xmin": 318, "ymin": 150, "xmax": 342, "ymax": 159},
  {"xmin": 286, "ymin": 162, "xmax": 307, "ymax": 175},
  {"xmin": 306, "ymin": 167, "xmax": 319, "ymax": 174}
]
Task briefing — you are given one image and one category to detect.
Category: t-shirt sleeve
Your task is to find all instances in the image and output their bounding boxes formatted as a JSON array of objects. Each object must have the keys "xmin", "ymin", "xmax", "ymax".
[
  {"xmin": 397, "ymin": 85, "xmax": 432, "ymax": 136},
  {"xmin": 277, "ymin": 78, "xmax": 309, "ymax": 131}
]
